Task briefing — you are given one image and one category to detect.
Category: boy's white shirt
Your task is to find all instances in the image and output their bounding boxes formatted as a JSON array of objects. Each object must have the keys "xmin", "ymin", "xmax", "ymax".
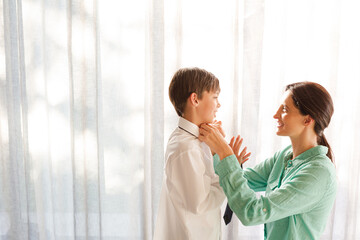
[{"xmin": 153, "ymin": 117, "xmax": 225, "ymax": 240}]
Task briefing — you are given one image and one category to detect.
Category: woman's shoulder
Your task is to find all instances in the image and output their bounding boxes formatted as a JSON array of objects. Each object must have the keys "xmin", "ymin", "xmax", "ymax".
[
  {"xmin": 308, "ymin": 155, "xmax": 336, "ymax": 175},
  {"xmin": 300, "ymin": 154, "xmax": 337, "ymax": 187}
]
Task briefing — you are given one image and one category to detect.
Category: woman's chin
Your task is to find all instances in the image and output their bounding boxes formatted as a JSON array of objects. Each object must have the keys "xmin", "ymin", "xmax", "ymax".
[{"xmin": 275, "ymin": 130, "xmax": 286, "ymax": 136}]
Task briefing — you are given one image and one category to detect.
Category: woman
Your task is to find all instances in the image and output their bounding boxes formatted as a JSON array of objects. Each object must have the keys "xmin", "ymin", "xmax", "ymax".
[{"xmin": 199, "ymin": 82, "xmax": 337, "ymax": 240}]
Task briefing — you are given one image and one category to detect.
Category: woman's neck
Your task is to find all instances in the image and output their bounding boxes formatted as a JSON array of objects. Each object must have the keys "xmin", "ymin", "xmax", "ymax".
[{"xmin": 290, "ymin": 133, "xmax": 318, "ymax": 159}]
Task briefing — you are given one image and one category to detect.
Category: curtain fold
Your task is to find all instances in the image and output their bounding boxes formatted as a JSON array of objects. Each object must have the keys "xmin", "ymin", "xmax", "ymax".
[
  {"xmin": 68, "ymin": 0, "xmax": 102, "ymax": 237},
  {"xmin": 144, "ymin": 0, "xmax": 164, "ymax": 238},
  {"xmin": 2, "ymin": 0, "xmax": 30, "ymax": 238}
]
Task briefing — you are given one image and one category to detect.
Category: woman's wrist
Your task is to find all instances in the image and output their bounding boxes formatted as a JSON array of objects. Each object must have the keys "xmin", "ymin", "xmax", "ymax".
[{"xmin": 218, "ymin": 145, "xmax": 234, "ymax": 160}]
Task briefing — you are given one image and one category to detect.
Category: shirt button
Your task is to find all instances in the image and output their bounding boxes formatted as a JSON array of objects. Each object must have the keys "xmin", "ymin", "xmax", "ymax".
[{"xmin": 263, "ymin": 208, "xmax": 267, "ymax": 212}]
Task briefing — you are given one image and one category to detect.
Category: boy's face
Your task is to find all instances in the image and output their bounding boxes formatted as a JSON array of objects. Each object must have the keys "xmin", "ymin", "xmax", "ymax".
[{"xmin": 197, "ymin": 90, "xmax": 221, "ymax": 123}]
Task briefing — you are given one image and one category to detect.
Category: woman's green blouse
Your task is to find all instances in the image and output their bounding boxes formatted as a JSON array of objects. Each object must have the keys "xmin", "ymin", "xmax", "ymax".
[{"xmin": 214, "ymin": 145, "xmax": 337, "ymax": 240}]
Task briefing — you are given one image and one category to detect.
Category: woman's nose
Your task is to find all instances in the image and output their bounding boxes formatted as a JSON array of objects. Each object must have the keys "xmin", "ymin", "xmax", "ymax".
[{"xmin": 273, "ymin": 108, "xmax": 280, "ymax": 119}]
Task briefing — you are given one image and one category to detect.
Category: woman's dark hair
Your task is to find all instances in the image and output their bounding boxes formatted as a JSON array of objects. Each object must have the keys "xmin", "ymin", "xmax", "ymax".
[{"xmin": 286, "ymin": 82, "xmax": 334, "ymax": 163}]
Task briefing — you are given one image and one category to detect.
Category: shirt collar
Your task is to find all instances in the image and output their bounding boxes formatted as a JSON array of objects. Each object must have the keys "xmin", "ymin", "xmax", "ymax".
[
  {"xmin": 288, "ymin": 145, "xmax": 329, "ymax": 161},
  {"xmin": 178, "ymin": 117, "xmax": 199, "ymax": 137}
]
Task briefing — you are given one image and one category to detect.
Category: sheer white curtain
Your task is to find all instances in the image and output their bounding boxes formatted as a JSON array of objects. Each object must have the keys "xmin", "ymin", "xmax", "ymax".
[{"xmin": 1, "ymin": 0, "xmax": 360, "ymax": 239}]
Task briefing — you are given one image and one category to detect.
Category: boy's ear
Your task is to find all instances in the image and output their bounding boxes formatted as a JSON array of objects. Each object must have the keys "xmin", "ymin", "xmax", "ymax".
[{"xmin": 189, "ymin": 92, "xmax": 199, "ymax": 106}]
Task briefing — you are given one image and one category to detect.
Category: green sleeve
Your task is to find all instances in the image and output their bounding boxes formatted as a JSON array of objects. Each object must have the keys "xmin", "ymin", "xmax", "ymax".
[
  {"xmin": 215, "ymin": 155, "xmax": 333, "ymax": 226},
  {"xmin": 215, "ymin": 149, "xmax": 281, "ymax": 192},
  {"xmin": 213, "ymin": 154, "xmax": 221, "ymax": 169},
  {"xmin": 243, "ymin": 151, "xmax": 279, "ymax": 192}
]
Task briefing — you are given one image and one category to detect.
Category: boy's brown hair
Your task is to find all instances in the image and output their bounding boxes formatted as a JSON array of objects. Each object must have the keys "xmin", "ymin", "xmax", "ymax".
[{"xmin": 169, "ymin": 67, "xmax": 220, "ymax": 116}]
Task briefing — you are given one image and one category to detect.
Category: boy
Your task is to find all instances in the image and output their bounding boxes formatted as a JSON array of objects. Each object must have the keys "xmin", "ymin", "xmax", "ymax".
[{"xmin": 153, "ymin": 67, "xmax": 225, "ymax": 239}]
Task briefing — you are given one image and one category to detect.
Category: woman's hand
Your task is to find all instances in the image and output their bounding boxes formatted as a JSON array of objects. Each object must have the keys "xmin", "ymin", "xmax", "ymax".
[
  {"xmin": 229, "ymin": 135, "xmax": 251, "ymax": 165},
  {"xmin": 199, "ymin": 123, "xmax": 233, "ymax": 160},
  {"xmin": 207, "ymin": 120, "xmax": 226, "ymax": 155},
  {"xmin": 210, "ymin": 120, "xmax": 226, "ymax": 137}
]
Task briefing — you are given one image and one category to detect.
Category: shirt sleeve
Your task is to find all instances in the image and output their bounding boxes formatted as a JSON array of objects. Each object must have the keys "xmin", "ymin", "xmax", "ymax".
[
  {"xmin": 166, "ymin": 149, "xmax": 225, "ymax": 214},
  {"xmin": 213, "ymin": 154, "xmax": 221, "ymax": 169},
  {"xmin": 214, "ymin": 152, "xmax": 278, "ymax": 192},
  {"xmin": 242, "ymin": 152, "xmax": 279, "ymax": 192},
  {"xmin": 215, "ymin": 155, "xmax": 332, "ymax": 226}
]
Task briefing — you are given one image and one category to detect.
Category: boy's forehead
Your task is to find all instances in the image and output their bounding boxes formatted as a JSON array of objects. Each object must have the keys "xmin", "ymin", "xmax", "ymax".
[
  {"xmin": 205, "ymin": 89, "xmax": 220, "ymax": 94},
  {"xmin": 211, "ymin": 88, "xmax": 221, "ymax": 93}
]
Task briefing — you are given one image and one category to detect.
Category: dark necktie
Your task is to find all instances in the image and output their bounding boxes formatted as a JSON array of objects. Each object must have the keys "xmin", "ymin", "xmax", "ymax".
[
  {"xmin": 223, "ymin": 203, "xmax": 233, "ymax": 225},
  {"xmin": 223, "ymin": 163, "xmax": 243, "ymax": 225}
]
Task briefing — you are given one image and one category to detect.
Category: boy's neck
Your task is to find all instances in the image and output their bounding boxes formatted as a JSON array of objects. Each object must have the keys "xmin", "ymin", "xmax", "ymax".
[{"xmin": 182, "ymin": 112, "xmax": 202, "ymax": 127}]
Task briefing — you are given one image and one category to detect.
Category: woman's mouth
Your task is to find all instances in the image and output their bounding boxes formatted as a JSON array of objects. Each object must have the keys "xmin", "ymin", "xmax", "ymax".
[{"xmin": 277, "ymin": 122, "xmax": 284, "ymax": 128}]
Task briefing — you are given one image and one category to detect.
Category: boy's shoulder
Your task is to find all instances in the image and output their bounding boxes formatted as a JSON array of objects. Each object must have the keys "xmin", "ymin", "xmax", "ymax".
[
  {"xmin": 165, "ymin": 129, "xmax": 212, "ymax": 168},
  {"xmin": 167, "ymin": 127, "xmax": 201, "ymax": 153}
]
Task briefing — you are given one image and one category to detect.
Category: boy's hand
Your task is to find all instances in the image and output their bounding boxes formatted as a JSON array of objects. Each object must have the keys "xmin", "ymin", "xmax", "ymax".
[{"xmin": 229, "ymin": 135, "xmax": 251, "ymax": 165}]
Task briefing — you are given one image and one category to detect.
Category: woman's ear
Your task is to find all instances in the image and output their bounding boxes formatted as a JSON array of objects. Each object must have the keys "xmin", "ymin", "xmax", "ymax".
[
  {"xmin": 304, "ymin": 115, "xmax": 314, "ymax": 126},
  {"xmin": 189, "ymin": 92, "xmax": 199, "ymax": 106}
]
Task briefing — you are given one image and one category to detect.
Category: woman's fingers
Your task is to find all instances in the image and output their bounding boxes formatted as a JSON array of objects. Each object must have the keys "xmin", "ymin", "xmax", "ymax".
[
  {"xmin": 201, "ymin": 126, "xmax": 251, "ymax": 164},
  {"xmin": 198, "ymin": 127, "xmax": 207, "ymax": 137},
  {"xmin": 241, "ymin": 152, "xmax": 251, "ymax": 164},
  {"xmin": 199, "ymin": 123, "xmax": 221, "ymax": 144},
  {"xmin": 200, "ymin": 123, "xmax": 217, "ymax": 133},
  {"xmin": 226, "ymin": 134, "xmax": 251, "ymax": 165},
  {"xmin": 241, "ymin": 158, "xmax": 249, "ymax": 164},
  {"xmin": 199, "ymin": 123, "xmax": 235, "ymax": 159},
  {"xmin": 211, "ymin": 121, "xmax": 226, "ymax": 137},
  {"xmin": 229, "ymin": 136, "xmax": 235, "ymax": 148},
  {"xmin": 199, "ymin": 124, "xmax": 214, "ymax": 137},
  {"xmin": 239, "ymin": 147, "xmax": 247, "ymax": 160},
  {"xmin": 244, "ymin": 152, "xmax": 251, "ymax": 159},
  {"xmin": 233, "ymin": 136, "xmax": 243, "ymax": 154},
  {"xmin": 237, "ymin": 147, "xmax": 253, "ymax": 165},
  {"xmin": 199, "ymin": 123, "xmax": 209, "ymax": 132}
]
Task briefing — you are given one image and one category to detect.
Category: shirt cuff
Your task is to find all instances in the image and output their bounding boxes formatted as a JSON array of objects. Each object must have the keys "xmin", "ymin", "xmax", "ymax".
[
  {"xmin": 214, "ymin": 154, "xmax": 241, "ymax": 177},
  {"xmin": 213, "ymin": 154, "xmax": 221, "ymax": 169}
]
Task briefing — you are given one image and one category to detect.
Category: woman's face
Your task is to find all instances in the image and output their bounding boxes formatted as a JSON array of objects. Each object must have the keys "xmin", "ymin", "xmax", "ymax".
[{"xmin": 273, "ymin": 91, "xmax": 307, "ymax": 137}]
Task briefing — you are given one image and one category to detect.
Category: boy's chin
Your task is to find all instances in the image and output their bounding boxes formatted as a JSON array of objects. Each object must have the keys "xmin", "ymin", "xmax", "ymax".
[{"xmin": 203, "ymin": 118, "xmax": 215, "ymax": 124}]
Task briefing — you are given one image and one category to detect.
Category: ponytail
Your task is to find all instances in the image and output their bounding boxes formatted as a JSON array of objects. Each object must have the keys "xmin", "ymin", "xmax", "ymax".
[
  {"xmin": 286, "ymin": 82, "xmax": 334, "ymax": 164},
  {"xmin": 317, "ymin": 134, "xmax": 334, "ymax": 163}
]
